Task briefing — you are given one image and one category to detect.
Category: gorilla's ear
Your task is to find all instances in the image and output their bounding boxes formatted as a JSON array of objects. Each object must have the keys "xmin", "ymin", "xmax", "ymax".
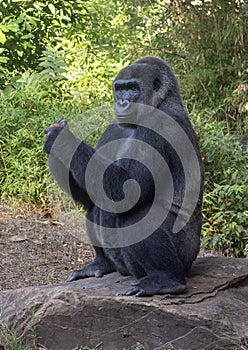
[
  {"xmin": 153, "ymin": 78, "xmax": 161, "ymax": 92},
  {"xmin": 152, "ymin": 71, "xmax": 169, "ymax": 108}
]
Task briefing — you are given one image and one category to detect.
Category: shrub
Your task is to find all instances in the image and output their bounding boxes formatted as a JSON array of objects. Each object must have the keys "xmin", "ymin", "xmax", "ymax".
[
  {"xmin": 192, "ymin": 114, "xmax": 248, "ymax": 257},
  {"xmin": 0, "ymin": 72, "xmax": 80, "ymax": 205}
]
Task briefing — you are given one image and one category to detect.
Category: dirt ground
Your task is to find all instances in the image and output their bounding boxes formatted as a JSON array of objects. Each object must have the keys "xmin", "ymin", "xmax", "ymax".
[
  {"xmin": 0, "ymin": 204, "xmax": 218, "ymax": 291},
  {"xmin": 0, "ymin": 205, "xmax": 95, "ymax": 291}
]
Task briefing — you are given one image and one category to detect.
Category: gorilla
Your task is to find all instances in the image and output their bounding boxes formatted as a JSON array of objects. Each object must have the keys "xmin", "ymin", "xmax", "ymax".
[{"xmin": 44, "ymin": 56, "xmax": 204, "ymax": 296}]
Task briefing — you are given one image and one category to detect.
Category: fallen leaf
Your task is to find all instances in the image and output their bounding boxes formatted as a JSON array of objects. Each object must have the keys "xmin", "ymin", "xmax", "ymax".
[
  {"xmin": 51, "ymin": 220, "xmax": 64, "ymax": 226},
  {"xmin": 9, "ymin": 234, "xmax": 28, "ymax": 242}
]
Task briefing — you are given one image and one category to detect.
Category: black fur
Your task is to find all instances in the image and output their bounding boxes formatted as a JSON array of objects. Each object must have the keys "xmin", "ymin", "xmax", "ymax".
[{"xmin": 44, "ymin": 57, "xmax": 204, "ymax": 296}]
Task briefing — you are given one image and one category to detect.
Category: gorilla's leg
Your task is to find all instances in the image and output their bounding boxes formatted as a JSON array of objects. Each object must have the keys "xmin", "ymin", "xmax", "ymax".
[
  {"xmin": 122, "ymin": 230, "xmax": 186, "ymax": 296},
  {"xmin": 66, "ymin": 247, "xmax": 116, "ymax": 281},
  {"xmin": 124, "ymin": 272, "xmax": 186, "ymax": 297}
]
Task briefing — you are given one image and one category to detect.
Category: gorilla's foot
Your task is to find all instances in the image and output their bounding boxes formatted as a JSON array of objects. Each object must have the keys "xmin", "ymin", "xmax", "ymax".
[
  {"xmin": 66, "ymin": 260, "xmax": 115, "ymax": 282},
  {"xmin": 124, "ymin": 275, "xmax": 186, "ymax": 297}
]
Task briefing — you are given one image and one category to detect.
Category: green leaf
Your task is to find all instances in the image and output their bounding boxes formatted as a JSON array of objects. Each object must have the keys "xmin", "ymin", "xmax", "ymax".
[
  {"xmin": 21, "ymin": 34, "xmax": 33, "ymax": 40},
  {"xmin": 0, "ymin": 29, "xmax": 6, "ymax": 44},
  {"xmin": 0, "ymin": 56, "xmax": 8, "ymax": 63},
  {"xmin": 6, "ymin": 23, "xmax": 20, "ymax": 32},
  {"xmin": 38, "ymin": 61, "xmax": 53, "ymax": 68},
  {"xmin": 26, "ymin": 15, "xmax": 37, "ymax": 26},
  {"xmin": 48, "ymin": 3, "xmax": 56, "ymax": 15},
  {"xmin": 40, "ymin": 68, "xmax": 54, "ymax": 74},
  {"xmin": 54, "ymin": 68, "xmax": 67, "ymax": 73}
]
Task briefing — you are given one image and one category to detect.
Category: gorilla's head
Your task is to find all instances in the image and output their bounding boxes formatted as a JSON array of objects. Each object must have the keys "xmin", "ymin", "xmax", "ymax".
[{"xmin": 112, "ymin": 56, "xmax": 180, "ymax": 121}]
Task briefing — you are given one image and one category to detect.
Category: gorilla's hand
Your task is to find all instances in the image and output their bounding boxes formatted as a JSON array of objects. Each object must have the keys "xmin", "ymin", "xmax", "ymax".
[{"xmin": 44, "ymin": 118, "xmax": 68, "ymax": 154}]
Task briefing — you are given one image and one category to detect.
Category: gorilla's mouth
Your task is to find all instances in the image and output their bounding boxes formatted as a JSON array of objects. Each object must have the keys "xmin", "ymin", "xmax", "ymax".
[{"xmin": 114, "ymin": 102, "xmax": 139, "ymax": 120}]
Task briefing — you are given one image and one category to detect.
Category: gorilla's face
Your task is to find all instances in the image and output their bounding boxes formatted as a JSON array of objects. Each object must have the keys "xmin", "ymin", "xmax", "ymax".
[
  {"xmin": 112, "ymin": 80, "xmax": 141, "ymax": 121},
  {"xmin": 112, "ymin": 63, "xmax": 163, "ymax": 122}
]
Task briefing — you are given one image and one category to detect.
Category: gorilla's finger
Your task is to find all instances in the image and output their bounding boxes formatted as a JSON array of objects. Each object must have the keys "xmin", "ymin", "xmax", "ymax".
[
  {"xmin": 66, "ymin": 270, "xmax": 80, "ymax": 282},
  {"xmin": 44, "ymin": 125, "xmax": 62, "ymax": 134},
  {"xmin": 44, "ymin": 126, "xmax": 53, "ymax": 134},
  {"xmin": 56, "ymin": 118, "xmax": 67, "ymax": 127},
  {"xmin": 124, "ymin": 286, "xmax": 139, "ymax": 296}
]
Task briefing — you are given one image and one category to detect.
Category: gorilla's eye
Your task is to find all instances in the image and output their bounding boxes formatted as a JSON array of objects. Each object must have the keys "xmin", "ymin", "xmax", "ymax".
[
  {"xmin": 153, "ymin": 78, "xmax": 161, "ymax": 92},
  {"xmin": 115, "ymin": 81, "xmax": 139, "ymax": 92},
  {"xmin": 115, "ymin": 84, "xmax": 122, "ymax": 91},
  {"xmin": 127, "ymin": 82, "xmax": 139, "ymax": 91}
]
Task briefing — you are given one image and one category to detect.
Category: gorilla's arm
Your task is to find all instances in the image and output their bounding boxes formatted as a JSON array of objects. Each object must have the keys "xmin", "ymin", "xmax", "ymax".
[
  {"xmin": 47, "ymin": 154, "xmax": 93, "ymax": 209},
  {"xmin": 44, "ymin": 121, "xmax": 95, "ymax": 208},
  {"xmin": 44, "ymin": 120, "xmax": 154, "ymax": 209}
]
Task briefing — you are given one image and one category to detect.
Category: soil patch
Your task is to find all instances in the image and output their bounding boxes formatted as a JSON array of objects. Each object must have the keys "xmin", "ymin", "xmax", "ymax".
[{"xmin": 0, "ymin": 205, "xmax": 94, "ymax": 290}]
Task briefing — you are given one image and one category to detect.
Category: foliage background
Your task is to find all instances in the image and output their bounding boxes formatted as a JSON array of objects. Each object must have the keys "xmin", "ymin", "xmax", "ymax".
[{"xmin": 0, "ymin": 0, "xmax": 247, "ymax": 257}]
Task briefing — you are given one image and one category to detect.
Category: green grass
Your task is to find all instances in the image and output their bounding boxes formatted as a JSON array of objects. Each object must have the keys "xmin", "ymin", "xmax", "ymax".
[{"xmin": 0, "ymin": 321, "xmax": 43, "ymax": 350}]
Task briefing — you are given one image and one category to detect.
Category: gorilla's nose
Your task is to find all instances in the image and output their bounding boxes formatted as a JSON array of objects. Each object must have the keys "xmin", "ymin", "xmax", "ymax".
[
  {"xmin": 116, "ymin": 99, "xmax": 130, "ymax": 114},
  {"xmin": 119, "ymin": 99, "xmax": 130, "ymax": 108}
]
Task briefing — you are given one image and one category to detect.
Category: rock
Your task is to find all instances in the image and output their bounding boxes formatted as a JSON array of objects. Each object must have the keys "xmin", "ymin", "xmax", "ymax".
[{"xmin": 0, "ymin": 256, "xmax": 248, "ymax": 350}]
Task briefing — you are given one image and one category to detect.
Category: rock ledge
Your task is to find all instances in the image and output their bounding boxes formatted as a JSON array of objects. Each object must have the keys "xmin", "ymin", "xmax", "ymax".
[{"xmin": 0, "ymin": 257, "xmax": 248, "ymax": 350}]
